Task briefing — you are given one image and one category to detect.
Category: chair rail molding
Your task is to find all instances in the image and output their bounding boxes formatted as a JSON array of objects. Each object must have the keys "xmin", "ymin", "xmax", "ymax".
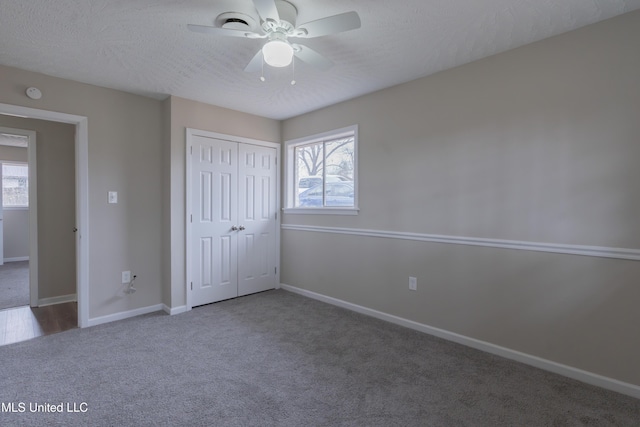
[{"xmin": 280, "ymin": 224, "xmax": 640, "ymax": 262}]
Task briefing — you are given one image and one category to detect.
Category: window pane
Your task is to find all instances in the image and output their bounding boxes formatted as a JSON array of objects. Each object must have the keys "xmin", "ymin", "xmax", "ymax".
[
  {"xmin": 2, "ymin": 164, "xmax": 29, "ymax": 207},
  {"xmin": 295, "ymin": 142, "xmax": 324, "ymax": 207},
  {"xmin": 286, "ymin": 125, "xmax": 358, "ymax": 213},
  {"xmin": 325, "ymin": 137, "xmax": 355, "ymax": 207}
]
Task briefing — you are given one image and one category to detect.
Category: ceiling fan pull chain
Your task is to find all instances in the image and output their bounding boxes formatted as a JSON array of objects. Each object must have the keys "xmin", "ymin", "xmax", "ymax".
[
  {"xmin": 260, "ymin": 54, "xmax": 266, "ymax": 82},
  {"xmin": 291, "ymin": 56, "xmax": 296, "ymax": 85}
]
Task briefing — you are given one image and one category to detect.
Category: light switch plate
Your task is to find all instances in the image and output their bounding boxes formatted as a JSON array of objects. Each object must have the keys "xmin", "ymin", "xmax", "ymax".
[{"xmin": 108, "ymin": 191, "xmax": 118, "ymax": 204}]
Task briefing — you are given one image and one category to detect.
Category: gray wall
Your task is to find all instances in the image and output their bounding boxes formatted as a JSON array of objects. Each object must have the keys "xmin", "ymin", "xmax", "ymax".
[
  {"xmin": 0, "ymin": 65, "xmax": 163, "ymax": 318},
  {"xmin": 0, "ymin": 117, "xmax": 76, "ymax": 299},
  {"xmin": 281, "ymin": 11, "xmax": 640, "ymax": 387},
  {"xmin": 0, "ymin": 145, "xmax": 28, "ymax": 260},
  {"xmin": 164, "ymin": 96, "xmax": 280, "ymax": 309},
  {"xmin": 35, "ymin": 118, "xmax": 75, "ymax": 299},
  {"xmin": 0, "ymin": 145, "xmax": 27, "ymax": 162},
  {"xmin": 3, "ymin": 210, "xmax": 28, "ymax": 260}
]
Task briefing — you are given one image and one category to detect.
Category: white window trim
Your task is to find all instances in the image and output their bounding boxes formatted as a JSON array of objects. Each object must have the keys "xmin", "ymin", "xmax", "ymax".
[{"xmin": 284, "ymin": 125, "xmax": 359, "ymax": 215}]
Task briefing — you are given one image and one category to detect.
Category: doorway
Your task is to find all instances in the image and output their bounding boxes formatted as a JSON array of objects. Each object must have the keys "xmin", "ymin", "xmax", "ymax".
[
  {"xmin": 0, "ymin": 102, "xmax": 89, "ymax": 328},
  {"xmin": 0, "ymin": 128, "xmax": 33, "ymax": 310}
]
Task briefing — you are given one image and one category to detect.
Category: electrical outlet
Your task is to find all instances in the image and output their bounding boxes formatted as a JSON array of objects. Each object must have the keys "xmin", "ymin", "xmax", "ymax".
[
  {"xmin": 122, "ymin": 271, "xmax": 131, "ymax": 284},
  {"xmin": 409, "ymin": 276, "xmax": 417, "ymax": 291}
]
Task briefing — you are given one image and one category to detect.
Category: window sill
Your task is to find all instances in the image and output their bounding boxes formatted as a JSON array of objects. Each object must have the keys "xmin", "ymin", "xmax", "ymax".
[
  {"xmin": 2, "ymin": 206, "xmax": 28, "ymax": 211},
  {"xmin": 283, "ymin": 207, "xmax": 359, "ymax": 216}
]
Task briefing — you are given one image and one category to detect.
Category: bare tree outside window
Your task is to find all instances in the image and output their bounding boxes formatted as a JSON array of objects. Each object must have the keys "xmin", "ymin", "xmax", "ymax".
[
  {"xmin": 296, "ymin": 142, "xmax": 324, "ymax": 178},
  {"xmin": 294, "ymin": 136, "xmax": 355, "ymax": 207},
  {"xmin": 325, "ymin": 137, "xmax": 354, "ymax": 180}
]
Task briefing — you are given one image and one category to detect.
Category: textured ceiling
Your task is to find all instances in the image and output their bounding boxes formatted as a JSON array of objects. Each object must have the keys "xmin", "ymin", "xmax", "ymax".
[{"xmin": 1, "ymin": 0, "xmax": 639, "ymax": 120}]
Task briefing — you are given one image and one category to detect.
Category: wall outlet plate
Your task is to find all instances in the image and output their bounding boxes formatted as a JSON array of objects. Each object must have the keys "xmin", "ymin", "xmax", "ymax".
[
  {"xmin": 409, "ymin": 276, "xmax": 417, "ymax": 291},
  {"xmin": 122, "ymin": 271, "xmax": 131, "ymax": 284}
]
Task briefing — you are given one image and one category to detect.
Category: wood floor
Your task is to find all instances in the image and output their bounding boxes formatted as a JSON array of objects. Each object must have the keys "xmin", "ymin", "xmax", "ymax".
[{"xmin": 0, "ymin": 302, "xmax": 77, "ymax": 346}]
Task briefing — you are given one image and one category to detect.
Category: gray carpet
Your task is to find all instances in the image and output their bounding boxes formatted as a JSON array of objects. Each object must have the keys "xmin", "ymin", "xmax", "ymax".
[
  {"xmin": 0, "ymin": 260, "xmax": 29, "ymax": 309},
  {"xmin": 0, "ymin": 290, "xmax": 638, "ymax": 426}
]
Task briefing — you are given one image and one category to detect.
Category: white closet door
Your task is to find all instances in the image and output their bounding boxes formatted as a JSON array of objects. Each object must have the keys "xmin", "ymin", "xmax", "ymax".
[
  {"xmin": 189, "ymin": 134, "xmax": 278, "ymax": 307},
  {"xmin": 237, "ymin": 144, "xmax": 277, "ymax": 296},
  {"xmin": 191, "ymin": 135, "xmax": 238, "ymax": 306}
]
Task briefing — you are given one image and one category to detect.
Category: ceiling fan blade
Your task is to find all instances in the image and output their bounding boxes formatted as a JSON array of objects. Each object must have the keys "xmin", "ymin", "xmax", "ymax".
[
  {"xmin": 293, "ymin": 44, "xmax": 333, "ymax": 71},
  {"xmin": 252, "ymin": 0, "xmax": 280, "ymax": 23},
  {"xmin": 188, "ymin": 24, "xmax": 262, "ymax": 38},
  {"xmin": 244, "ymin": 50, "xmax": 264, "ymax": 73},
  {"xmin": 294, "ymin": 11, "xmax": 361, "ymax": 38}
]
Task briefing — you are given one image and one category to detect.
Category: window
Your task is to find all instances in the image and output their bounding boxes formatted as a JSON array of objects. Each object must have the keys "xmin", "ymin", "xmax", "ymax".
[
  {"xmin": 285, "ymin": 125, "xmax": 358, "ymax": 214},
  {"xmin": 2, "ymin": 163, "xmax": 29, "ymax": 208}
]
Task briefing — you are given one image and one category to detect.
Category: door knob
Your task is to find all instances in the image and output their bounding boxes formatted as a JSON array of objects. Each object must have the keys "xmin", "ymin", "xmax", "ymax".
[
  {"xmin": 239, "ymin": 225, "xmax": 245, "ymax": 231},
  {"xmin": 230, "ymin": 226, "xmax": 239, "ymax": 231}
]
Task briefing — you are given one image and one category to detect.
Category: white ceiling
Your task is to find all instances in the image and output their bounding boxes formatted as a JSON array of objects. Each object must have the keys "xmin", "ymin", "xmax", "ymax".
[{"xmin": 1, "ymin": 0, "xmax": 639, "ymax": 120}]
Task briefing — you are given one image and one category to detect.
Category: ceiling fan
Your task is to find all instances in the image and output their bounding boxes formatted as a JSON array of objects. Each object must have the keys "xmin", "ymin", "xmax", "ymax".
[{"xmin": 188, "ymin": 0, "xmax": 361, "ymax": 74}]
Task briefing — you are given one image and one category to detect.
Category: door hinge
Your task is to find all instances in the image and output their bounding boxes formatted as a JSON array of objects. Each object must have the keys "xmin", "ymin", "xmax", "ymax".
[
  {"xmin": 190, "ymin": 282, "xmax": 193, "ymax": 291},
  {"xmin": 275, "ymin": 212, "xmax": 277, "ymax": 220},
  {"xmin": 274, "ymin": 267, "xmax": 277, "ymax": 275},
  {"xmin": 190, "ymin": 146, "xmax": 193, "ymax": 155},
  {"xmin": 190, "ymin": 214, "xmax": 193, "ymax": 223}
]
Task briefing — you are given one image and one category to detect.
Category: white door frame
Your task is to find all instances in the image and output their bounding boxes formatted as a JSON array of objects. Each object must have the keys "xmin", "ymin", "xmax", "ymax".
[
  {"xmin": 0, "ymin": 103, "xmax": 89, "ymax": 328},
  {"xmin": 185, "ymin": 128, "xmax": 281, "ymax": 311},
  {"xmin": 0, "ymin": 126, "xmax": 37, "ymax": 303},
  {"xmin": 0, "ymin": 159, "xmax": 3, "ymax": 267}
]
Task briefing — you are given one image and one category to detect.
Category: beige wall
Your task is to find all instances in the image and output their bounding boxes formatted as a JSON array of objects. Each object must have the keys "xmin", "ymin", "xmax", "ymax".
[
  {"xmin": 33, "ymin": 118, "xmax": 75, "ymax": 299},
  {"xmin": 3, "ymin": 209, "xmax": 28, "ymax": 260},
  {"xmin": 164, "ymin": 96, "xmax": 280, "ymax": 308},
  {"xmin": 281, "ymin": 11, "xmax": 640, "ymax": 386},
  {"xmin": 0, "ymin": 117, "xmax": 76, "ymax": 299},
  {"xmin": 0, "ymin": 65, "xmax": 163, "ymax": 317},
  {"xmin": 0, "ymin": 145, "xmax": 27, "ymax": 162},
  {"xmin": 0, "ymin": 145, "xmax": 29, "ymax": 260}
]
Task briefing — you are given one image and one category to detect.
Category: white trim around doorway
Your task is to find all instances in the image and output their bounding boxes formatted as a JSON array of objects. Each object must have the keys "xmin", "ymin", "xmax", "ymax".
[
  {"xmin": 0, "ymin": 126, "xmax": 38, "ymax": 306},
  {"xmin": 0, "ymin": 103, "xmax": 90, "ymax": 328}
]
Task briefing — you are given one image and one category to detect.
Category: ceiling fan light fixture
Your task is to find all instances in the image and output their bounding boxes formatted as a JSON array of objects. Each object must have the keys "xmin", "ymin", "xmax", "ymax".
[{"xmin": 262, "ymin": 40, "xmax": 293, "ymax": 67}]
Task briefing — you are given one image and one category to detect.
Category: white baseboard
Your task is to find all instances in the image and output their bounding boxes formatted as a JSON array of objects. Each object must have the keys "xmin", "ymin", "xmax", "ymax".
[
  {"xmin": 280, "ymin": 283, "xmax": 640, "ymax": 400},
  {"xmin": 38, "ymin": 294, "xmax": 76, "ymax": 307},
  {"xmin": 3, "ymin": 256, "xmax": 29, "ymax": 262},
  {"xmin": 163, "ymin": 304, "xmax": 187, "ymax": 315},
  {"xmin": 87, "ymin": 304, "xmax": 164, "ymax": 327}
]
